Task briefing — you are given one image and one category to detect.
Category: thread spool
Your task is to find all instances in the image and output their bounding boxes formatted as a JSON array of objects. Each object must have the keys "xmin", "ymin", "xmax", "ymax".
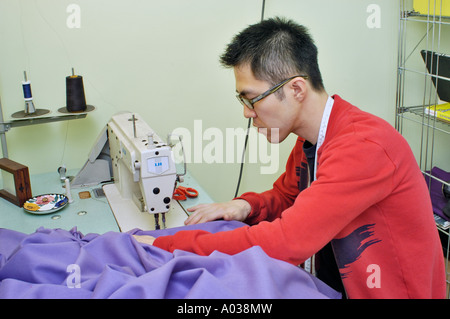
[
  {"xmin": 22, "ymin": 81, "xmax": 33, "ymax": 100},
  {"xmin": 22, "ymin": 71, "xmax": 36, "ymax": 114},
  {"xmin": 64, "ymin": 178, "xmax": 74, "ymax": 204},
  {"xmin": 12, "ymin": 71, "xmax": 50, "ymax": 118},
  {"xmin": 66, "ymin": 68, "xmax": 87, "ymax": 112}
]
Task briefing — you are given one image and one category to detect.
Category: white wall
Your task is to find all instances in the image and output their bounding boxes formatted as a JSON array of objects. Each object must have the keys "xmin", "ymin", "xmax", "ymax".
[{"xmin": 0, "ymin": 0, "xmax": 400, "ymax": 202}]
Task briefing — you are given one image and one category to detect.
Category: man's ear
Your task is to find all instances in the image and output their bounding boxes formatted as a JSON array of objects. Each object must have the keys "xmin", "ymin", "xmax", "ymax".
[{"xmin": 289, "ymin": 77, "xmax": 308, "ymax": 102}]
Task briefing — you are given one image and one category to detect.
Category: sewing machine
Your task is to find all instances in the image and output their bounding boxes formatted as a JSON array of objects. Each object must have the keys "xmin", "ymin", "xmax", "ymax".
[{"xmin": 72, "ymin": 112, "xmax": 188, "ymax": 231}]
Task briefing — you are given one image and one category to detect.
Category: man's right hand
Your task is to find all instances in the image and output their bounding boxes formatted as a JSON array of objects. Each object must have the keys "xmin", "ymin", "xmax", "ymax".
[{"xmin": 184, "ymin": 199, "xmax": 251, "ymax": 225}]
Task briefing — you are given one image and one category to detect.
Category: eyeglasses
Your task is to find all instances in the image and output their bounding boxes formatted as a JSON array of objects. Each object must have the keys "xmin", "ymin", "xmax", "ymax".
[{"xmin": 236, "ymin": 75, "xmax": 308, "ymax": 109}]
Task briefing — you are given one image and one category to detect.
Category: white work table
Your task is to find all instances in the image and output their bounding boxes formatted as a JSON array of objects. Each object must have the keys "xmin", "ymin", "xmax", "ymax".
[{"xmin": 0, "ymin": 170, "xmax": 213, "ymax": 235}]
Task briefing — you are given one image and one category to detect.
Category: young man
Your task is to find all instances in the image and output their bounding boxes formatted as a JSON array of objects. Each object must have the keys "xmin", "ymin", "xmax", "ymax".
[{"xmin": 134, "ymin": 17, "xmax": 446, "ymax": 299}]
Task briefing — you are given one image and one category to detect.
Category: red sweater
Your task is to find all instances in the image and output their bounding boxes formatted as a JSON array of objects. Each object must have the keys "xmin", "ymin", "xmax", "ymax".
[{"xmin": 155, "ymin": 95, "xmax": 446, "ymax": 299}]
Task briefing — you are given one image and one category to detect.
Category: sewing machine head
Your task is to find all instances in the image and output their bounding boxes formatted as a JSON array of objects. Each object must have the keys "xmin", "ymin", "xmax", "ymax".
[
  {"xmin": 106, "ymin": 112, "xmax": 178, "ymax": 216},
  {"xmin": 71, "ymin": 111, "xmax": 186, "ymax": 230}
]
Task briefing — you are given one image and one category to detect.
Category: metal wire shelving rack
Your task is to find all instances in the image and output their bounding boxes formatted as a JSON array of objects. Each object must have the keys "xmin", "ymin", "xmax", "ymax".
[{"xmin": 396, "ymin": 0, "xmax": 450, "ymax": 298}]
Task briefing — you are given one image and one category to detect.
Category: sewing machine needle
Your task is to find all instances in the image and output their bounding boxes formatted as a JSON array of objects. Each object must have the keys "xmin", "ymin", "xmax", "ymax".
[
  {"xmin": 154, "ymin": 213, "xmax": 160, "ymax": 230},
  {"xmin": 162, "ymin": 213, "xmax": 166, "ymax": 229}
]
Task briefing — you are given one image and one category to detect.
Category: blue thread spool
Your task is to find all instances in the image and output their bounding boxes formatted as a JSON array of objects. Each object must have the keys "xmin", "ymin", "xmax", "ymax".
[
  {"xmin": 22, "ymin": 81, "xmax": 33, "ymax": 100},
  {"xmin": 11, "ymin": 71, "xmax": 50, "ymax": 118},
  {"xmin": 21, "ymin": 71, "xmax": 36, "ymax": 114}
]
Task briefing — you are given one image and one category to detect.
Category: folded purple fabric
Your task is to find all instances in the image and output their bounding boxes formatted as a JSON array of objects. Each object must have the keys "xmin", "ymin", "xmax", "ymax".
[
  {"xmin": 425, "ymin": 167, "xmax": 450, "ymax": 221},
  {"xmin": 0, "ymin": 221, "xmax": 340, "ymax": 299}
]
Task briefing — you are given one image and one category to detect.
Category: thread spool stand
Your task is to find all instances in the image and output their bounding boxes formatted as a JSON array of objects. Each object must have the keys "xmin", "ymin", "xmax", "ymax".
[
  {"xmin": 0, "ymin": 98, "xmax": 91, "ymax": 159},
  {"xmin": 0, "ymin": 68, "xmax": 95, "ymax": 158}
]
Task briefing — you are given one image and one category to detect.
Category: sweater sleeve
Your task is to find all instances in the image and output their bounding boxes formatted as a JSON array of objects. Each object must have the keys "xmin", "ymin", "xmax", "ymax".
[
  {"xmin": 154, "ymin": 135, "xmax": 396, "ymax": 265},
  {"xmin": 237, "ymin": 137, "xmax": 307, "ymax": 225}
]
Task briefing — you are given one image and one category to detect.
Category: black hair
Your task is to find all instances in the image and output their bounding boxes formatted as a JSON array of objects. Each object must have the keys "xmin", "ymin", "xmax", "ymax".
[{"xmin": 220, "ymin": 17, "xmax": 324, "ymax": 93}]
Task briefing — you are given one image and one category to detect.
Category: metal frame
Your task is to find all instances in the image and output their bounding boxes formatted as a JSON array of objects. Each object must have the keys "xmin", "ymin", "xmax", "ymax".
[
  {"xmin": 396, "ymin": 0, "xmax": 450, "ymax": 298},
  {"xmin": 0, "ymin": 97, "xmax": 88, "ymax": 158}
]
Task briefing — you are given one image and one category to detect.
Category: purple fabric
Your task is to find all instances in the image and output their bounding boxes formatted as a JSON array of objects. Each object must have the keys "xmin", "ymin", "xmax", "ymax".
[
  {"xmin": 0, "ymin": 220, "xmax": 340, "ymax": 299},
  {"xmin": 425, "ymin": 167, "xmax": 450, "ymax": 221}
]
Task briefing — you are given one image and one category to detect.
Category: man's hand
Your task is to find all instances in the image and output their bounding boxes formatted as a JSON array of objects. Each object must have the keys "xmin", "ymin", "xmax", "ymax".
[
  {"xmin": 133, "ymin": 235, "xmax": 156, "ymax": 245},
  {"xmin": 132, "ymin": 200, "xmax": 251, "ymax": 242},
  {"xmin": 185, "ymin": 199, "xmax": 251, "ymax": 225}
]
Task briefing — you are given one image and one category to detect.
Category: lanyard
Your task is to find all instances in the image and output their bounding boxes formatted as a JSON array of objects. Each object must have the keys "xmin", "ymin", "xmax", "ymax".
[{"xmin": 313, "ymin": 96, "xmax": 334, "ymax": 181}]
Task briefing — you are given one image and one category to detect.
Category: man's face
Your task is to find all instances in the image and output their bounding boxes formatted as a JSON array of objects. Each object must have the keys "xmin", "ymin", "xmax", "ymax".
[{"xmin": 234, "ymin": 64, "xmax": 295, "ymax": 144}]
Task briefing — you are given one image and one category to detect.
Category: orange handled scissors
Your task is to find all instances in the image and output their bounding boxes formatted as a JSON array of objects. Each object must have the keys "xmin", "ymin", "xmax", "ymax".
[{"xmin": 173, "ymin": 186, "xmax": 199, "ymax": 201}]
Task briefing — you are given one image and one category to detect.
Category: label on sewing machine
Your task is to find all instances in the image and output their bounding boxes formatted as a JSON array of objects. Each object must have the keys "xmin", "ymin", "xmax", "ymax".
[{"xmin": 147, "ymin": 156, "xmax": 169, "ymax": 175}]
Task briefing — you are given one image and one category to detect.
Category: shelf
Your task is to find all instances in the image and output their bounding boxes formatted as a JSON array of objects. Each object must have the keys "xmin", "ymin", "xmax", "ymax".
[
  {"xmin": 436, "ymin": 217, "xmax": 450, "ymax": 233},
  {"xmin": 0, "ymin": 100, "xmax": 95, "ymax": 158},
  {"xmin": 398, "ymin": 66, "xmax": 450, "ymax": 82},
  {"xmin": 0, "ymin": 105, "xmax": 95, "ymax": 134},
  {"xmin": 398, "ymin": 1, "xmax": 450, "ymax": 297},
  {"xmin": 397, "ymin": 105, "xmax": 450, "ymax": 134},
  {"xmin": 401, "ymin": 11, "xmax": 450, "ymax": 25},
  {"xmin": 2, "ymin": 113, "xmax": 86, "ymax": 131}
]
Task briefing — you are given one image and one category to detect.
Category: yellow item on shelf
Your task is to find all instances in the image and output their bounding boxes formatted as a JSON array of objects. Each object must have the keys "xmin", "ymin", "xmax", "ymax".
[
  {"xmin": 425, "ymin": 103, "xmax": 450, "ymax": 124},
  {"xmin": 413, "ymin": 0, "xmax": 450, "ymax": 16}
]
